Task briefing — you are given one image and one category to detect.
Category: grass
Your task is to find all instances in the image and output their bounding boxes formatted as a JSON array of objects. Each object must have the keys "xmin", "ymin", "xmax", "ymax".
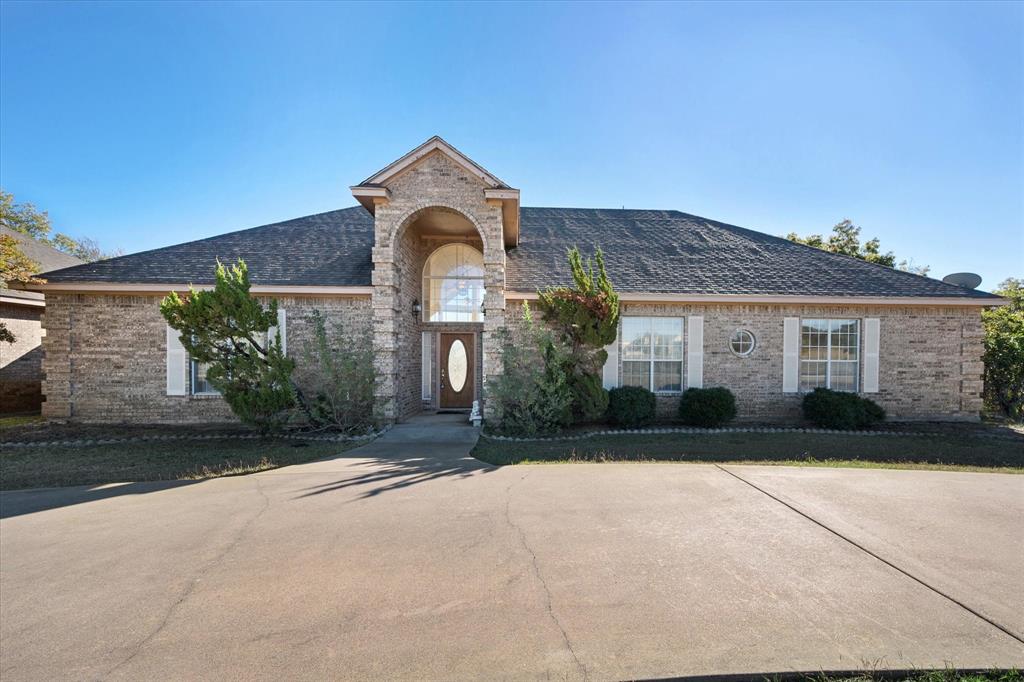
[
  {"xmin": 770, "ymin": 667, "xmax": 1019, "ymax": 675},
  {"xmin": 791, "ymin": 671, "xmax": 1021, "ymax": 682},
  {"xmin": 0, "ymin": 414, "xmax": 45, "ymax": 430},
  {"xmin": 472, "ymin": 431, "xmax": 1024, "ymax": 473},
  {"xmin": 0, "ymin": 437, "xmax": 367, "ymax": 490}
]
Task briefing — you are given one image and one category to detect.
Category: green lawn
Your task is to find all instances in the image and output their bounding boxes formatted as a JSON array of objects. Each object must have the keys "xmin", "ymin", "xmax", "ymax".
[
  {"xmin": 472, "ymin": 431, "xmax": 1024, "ymax": 473},
  {"xmin": 0, "ymin": 437, "xmax": 367, "ymax": 490},
  {"xmin": 803, "ymin": 672, "xmax": 1020, "ymax": 682}
]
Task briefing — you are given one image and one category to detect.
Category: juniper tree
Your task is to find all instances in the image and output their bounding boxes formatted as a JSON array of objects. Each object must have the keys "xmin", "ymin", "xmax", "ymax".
[
  {"xmin": 536, "ymin": 247, "xmax": 620, "ymax": 422},
  {"xmin": 160, "ymin": 259, "xmax": 301, "ymax": 432}
]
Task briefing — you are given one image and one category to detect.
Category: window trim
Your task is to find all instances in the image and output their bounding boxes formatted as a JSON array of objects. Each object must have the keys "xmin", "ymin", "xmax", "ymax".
[
  {"xmin": 729, "ymin": 328, "xmax": 756, "ymax": 357},
  {"xmin": 421, "ymin": 243, "xmax": 486, "ymax": 324},
  {"xmin": 799, "ymin": 318, "xmax": 861, "ymax": 393},
  {"xmin": 620, "ymin": 316, "xmax": 685, "ymax": 394}
]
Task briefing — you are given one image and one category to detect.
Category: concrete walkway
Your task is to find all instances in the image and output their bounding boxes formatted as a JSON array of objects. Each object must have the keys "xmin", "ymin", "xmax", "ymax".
[{"xmin": 1, "ymin": 417, "xmax": 1022, "ymax": 680}]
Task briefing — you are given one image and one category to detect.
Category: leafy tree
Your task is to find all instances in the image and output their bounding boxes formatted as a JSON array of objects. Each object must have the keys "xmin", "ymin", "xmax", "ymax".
[
  {"xmin": 295, "ymin": 309, "xmax": 377, "ymax": 433},
  {"xmin": 1, "ymin": 188, "xmax": 121, "ymax": 262},
  {"xmin": 787, "ymin": 219, "xmax": 930, "ymax": 276},
  {"xmin": 489, "ymin": 303, "xmax": 574, "ymax": 436},
  {"xmin": 160, "ymin": 259, "xmax": 299, "ymax": 433},
  {"xmin": 536, "ymin": 247, "xmax": 620, "ymax": 422},
  {"xmin": 982, "ymin": 278, "xmax": 1024, "ymax": 420},
  {"xmin": 1, "ymin": 233, "xmax": 44, "ymax": 343}
]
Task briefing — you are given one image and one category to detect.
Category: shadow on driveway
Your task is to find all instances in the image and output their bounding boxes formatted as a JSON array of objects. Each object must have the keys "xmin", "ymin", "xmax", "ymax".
[{"xmin": 0, "ymin": 479, "xmax": 202, "ymax": 519}]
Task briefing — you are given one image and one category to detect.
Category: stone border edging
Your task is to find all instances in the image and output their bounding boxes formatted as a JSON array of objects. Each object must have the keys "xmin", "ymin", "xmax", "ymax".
[
  {"xmin": 480, "ymin": 425, "xmax": 926, "ymax": 442},
  {"xmin": 0, "ymin": 430, "xmax": 383, "ymax": 449}
]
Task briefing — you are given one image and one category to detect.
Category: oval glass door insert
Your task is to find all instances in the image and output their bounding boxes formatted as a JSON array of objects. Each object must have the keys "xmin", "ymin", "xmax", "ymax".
[{"xmin": 448, "ymin": 339, "xmax": 468, "ymax": 393}]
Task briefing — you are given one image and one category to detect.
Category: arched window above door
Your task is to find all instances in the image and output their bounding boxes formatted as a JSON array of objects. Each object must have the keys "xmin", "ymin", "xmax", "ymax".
[{"xmin": 422, "ymin": 244, "xmax": 485, "ymax": 322}]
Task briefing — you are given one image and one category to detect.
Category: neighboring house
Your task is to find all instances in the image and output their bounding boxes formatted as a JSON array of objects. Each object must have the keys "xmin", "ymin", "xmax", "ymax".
[
  {"xmin": 1, "ymin": 226, "xmax": 84, "ymax": 413},
  {"xmin": 15, "ymin": 137, "xmax": 1003, "ymax": 424}
]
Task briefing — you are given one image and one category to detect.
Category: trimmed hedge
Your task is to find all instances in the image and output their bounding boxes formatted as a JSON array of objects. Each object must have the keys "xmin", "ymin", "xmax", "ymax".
[
  {"xmin": 679, "ymin": 387, "xmax": 737, "ymax": 427},
  {"xmin": 606, "ymin": 386, "xmax": 656, "ymax": 428},
  {"xmin": 802, "ymin": 388, "xmax": 885, "ymax": 430}
]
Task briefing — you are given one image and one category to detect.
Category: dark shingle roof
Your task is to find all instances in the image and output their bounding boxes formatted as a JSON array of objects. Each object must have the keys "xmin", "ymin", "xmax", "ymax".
[
  {"xmin": 38, "ymin": 206, "xmax": 999, "ymax": 300},
  {"xmin": 39, "ymin": 207, "xmax": 375, "ymax": 286},
  {"xmin": 509, "ymin": 208, "xmax": 1000, "ymax": 299}
]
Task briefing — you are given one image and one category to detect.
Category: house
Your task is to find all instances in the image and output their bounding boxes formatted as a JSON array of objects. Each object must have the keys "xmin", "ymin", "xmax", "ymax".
[
  {"xmin": 1, "ymin": 226, "xmax": 84, "ymax": 413},
  {"xmin": 15, "ymin": 137, "xmax": 1002, "ymax": 424}
]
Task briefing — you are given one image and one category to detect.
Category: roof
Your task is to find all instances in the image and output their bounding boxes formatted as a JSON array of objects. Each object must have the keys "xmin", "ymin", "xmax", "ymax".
[
  {"xmin": 1, "ymin": 226, "xmax": 84, "ymax": 303},
  {"xmin": 34, "ymin": 206, "xmax": 1000, "ymax": 301},
  {"xmin": 507, "ymin": 208, "xmax": 1002, "ymax": 299},
  {"xmin": 36, "ymin": 208, "xmax": 375, "ymax": 287}
]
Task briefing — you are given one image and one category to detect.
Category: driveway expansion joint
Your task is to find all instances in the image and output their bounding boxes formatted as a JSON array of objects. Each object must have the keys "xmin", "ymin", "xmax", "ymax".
[{"xmin": 714, "ymin": 464, "xmax": 1024, "ymax": 647}]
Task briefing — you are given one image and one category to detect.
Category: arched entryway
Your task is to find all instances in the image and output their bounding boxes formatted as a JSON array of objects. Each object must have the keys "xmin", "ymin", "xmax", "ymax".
[{"xmin": 374, "ymin": 204, "xmax": 496, "ymax": 420}]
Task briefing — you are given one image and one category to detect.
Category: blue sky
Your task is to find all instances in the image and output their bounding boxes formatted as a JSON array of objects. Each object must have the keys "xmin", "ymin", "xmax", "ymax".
[{"xmin": 1, "ymin": 1, "xmax": 1021, "ymax": 289}]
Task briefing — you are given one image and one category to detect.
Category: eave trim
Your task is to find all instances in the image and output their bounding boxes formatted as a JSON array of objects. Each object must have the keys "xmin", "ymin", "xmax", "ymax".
[
  {"xmin": 503, "ymin": 291, "xmax": 1005, "ymax": 306},
  {"xmin": 11, "ymin": 282, "xmax": 374, "ymax": 296}
]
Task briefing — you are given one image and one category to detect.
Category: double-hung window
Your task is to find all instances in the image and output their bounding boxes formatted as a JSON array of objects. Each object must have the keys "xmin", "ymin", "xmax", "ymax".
[
  {"xmin": 191, "ymin": 360, "xmax": 218, "ymax": 395},
  {"xmin": 621, "ymin": 317, "xmax": 684, "ymax": 393},
  {"xmin": 799, "ymin": 319, "xmax": 860, "ymax": 392}
]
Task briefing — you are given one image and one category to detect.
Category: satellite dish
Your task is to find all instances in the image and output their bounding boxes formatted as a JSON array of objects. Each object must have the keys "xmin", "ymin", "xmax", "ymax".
[{"xmin": 942, "ymin": 272, "xmax": 983, "ymax": 289}]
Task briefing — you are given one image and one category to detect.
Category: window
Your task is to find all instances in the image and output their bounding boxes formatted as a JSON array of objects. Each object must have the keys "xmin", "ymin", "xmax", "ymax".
[
  {"xmin": 423, "ymin": 244, "xmax": 485, "ymax": 323},
  {"xmin": 191, "ymin": 360, "xmax": 218, "ymax": 395},
  {"xmin": 621, "ymin": 317, "xmax": 684, "ymax": 393},
  {"xmin": 800, "ymin": 319, "xmax": 860, "ymax": 392},
  {"xmin": 729, "ymin": 329, "xmax": 756, "ymax": 356}
]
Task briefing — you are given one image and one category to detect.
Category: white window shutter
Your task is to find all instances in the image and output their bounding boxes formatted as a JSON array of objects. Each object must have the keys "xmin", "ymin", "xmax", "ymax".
[
  {"xmin": 166, "ymin": 325, "xmax": 188, "ymax": 396},
  {"xmin": 782, "ymin": 317, "xmax": 800, "ymax": 393},
  {"xmin": 267, "ymin": 308, "xmax": 287, "ymax": 355},
  {"xmin": 422, "ymin": 331, "xmax": 434, "ymax": 400},
  {"xmin": 602, "ymin": 330, "xmax": 619, "ymax": 390},
  {"xmin": 863, "ymin": 318, "xmax": 880, "ymax": 393},
  {"xmin": 687, "ymin": 316, "xmax": 703, "ymax": 388}
]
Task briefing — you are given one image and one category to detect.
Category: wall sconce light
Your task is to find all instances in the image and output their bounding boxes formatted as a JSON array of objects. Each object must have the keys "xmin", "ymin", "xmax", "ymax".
[{"xmin": 412, "ymin": 299, "xmax": 422, "ymax": 319}]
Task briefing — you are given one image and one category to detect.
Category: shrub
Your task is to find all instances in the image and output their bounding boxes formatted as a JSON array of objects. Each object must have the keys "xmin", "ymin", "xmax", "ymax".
[
  {"xmin": 801, "ymin": 388, "xmax": 885, "ymax": 430},
  {"xmin": 678, "ymin": 387, "xmax": 737, "ymax": 427},
  {"xmin": 294, "ymin": 309, "xmax": 377, "ymax": 434},
  {"xmin": 489, "ymin": 304, "xmax": 574, "ymax": 437},
  {"xmin": 983, "ymin": 278, "xmax": 1024, "ymax": 420},
  {"xmin": 606, "ymin": 386, "xmax": 656, "ymax": 428},
  {"xmin": 536, "ymin": 247, "xmax": 620, "ymax": 424},
  {"xmin": 161, "ymin": 259, "xmax": 296, "ymax": 433},
  {"xmin": 572, "ymin": 373, "xmax": 609, "ymax": 424}
]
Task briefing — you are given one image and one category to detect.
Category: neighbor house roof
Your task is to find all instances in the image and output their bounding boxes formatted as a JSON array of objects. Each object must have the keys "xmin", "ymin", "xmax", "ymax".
[
  {"xmin": 31, "ymin": 206, "xmax": 1000, "ymax": 301},
  {"xmin": 1, "ymin": 226, "xmax": 85, "ymax": 303}
]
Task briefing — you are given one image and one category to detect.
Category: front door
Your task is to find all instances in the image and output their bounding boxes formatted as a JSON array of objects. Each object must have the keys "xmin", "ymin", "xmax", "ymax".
[{"xmin": 439, "ymin": 333, "xmax": 474, "ymax": 409}]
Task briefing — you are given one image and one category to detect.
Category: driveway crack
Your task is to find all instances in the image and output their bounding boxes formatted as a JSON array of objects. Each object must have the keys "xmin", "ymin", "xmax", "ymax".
[
  {"xmin": 714, "ymin": 464, "xmax": 1024, "ymax": 646},
  {"xmin": 504, "ymin": 472, "xmax": 588, "ymax": 680},
  {"xmin": 105, "ymin": 477, "xmax": 273, "ymax": 676}
]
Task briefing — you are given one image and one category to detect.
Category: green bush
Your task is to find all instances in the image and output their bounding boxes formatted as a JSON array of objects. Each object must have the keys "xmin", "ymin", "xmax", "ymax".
[
  {"xmin": 572, "ymin": 373, "xmax": 610, "ymax": 423},
  {"xmin": 294, "ymin": 309, "xmax": 377, "ymax": 434},
  {"xmin": 489, "ymin": 305, "xmax": 574, "ymax": 437},
  {"xmin": 802, "ymin": 388, "xmax": 885, "ymax": 430},
  {"xmin": 678, "ymin": 387, "xmax": 737, "ymax": 427},
  {"xmin": 606, "ymin": 386, "xmax": 657, "ymax": 428},
  {"xmin": 161, "ymin": 259, "xmax": 296, "ymax": 433}
]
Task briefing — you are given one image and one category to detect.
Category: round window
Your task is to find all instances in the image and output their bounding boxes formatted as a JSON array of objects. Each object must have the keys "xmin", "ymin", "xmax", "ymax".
[{"xmin": 729, "ymin": 329, "xmax": 756, "ymax": 356}]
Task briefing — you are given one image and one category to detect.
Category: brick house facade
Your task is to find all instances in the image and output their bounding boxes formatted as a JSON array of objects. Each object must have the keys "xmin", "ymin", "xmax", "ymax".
[{"xmin": 17, "ymin": 137, "xmax": 1001, "ymax": 424}]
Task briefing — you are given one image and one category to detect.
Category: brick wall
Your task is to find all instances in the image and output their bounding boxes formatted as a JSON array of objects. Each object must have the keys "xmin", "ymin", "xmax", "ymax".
[
  {"xmin": 369, "ymin": 150, "xmax": 507, "ymax": 422},
  {"xmin": 1, "ymin": 302, "xmax": 44, "ymax": 413},
  {"xmin": 504, "ymin": 300, "xmax": 985, "ymax": 422},
  {"xmin": 40, "ymin": 293, "xmax": 371, "ymax": 423}
]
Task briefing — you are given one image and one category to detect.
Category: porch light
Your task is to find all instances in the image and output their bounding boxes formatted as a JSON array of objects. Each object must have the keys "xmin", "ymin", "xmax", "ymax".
[{"xmin": 412, "ymin": 299, "xmax": 422, "ymax": 318}]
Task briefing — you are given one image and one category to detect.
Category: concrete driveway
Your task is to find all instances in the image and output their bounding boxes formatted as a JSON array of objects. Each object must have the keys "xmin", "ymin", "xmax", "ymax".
[{"xmin": 2, "ymin": 416, "xmax": 1022, "ymax": 680}]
